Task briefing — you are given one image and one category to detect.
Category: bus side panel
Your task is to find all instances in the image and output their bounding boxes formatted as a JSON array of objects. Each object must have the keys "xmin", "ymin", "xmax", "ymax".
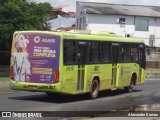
[
  {"xmin": 136, "ymin": 65, "xmax": 145, "ymax": 84},
  {"xmin": 85, "ymin": 64, "xmax": 112, "ymax": 92},
  {"xmin": 61, "ymin": 65, "xmax": 79, "ymax": 94},
  {"xmin": 117, "ymin": 63, "xmax": 138, "ymax": 87},
  {"xmin": 141, "ymin": 69, "xmax": 145, "ymax": 84},
  {"xmin": 99, "ymin": 64, "xmax": 112, "ymax": 90},
  {"xmin": 117, "ymin": 63, "xmax": 145, "ymax": 87},
  {"xmin": 84, "ymin": 65, "xmax": 95, "ymax": 93}
]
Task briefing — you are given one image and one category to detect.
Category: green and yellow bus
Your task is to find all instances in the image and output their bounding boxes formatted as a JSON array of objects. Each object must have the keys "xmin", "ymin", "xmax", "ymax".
[{"xmin": 10, "ymin": 30, "xmax": 147, "ymax": 98}]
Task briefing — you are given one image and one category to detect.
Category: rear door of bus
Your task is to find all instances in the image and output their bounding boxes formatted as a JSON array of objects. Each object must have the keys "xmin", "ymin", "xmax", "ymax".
[
  {"xmin": 77, "ymin": 41, "xmax": 87, "ymax": 92},
  {"xmin": 111, "ymin": 43, "xmax": 121, "ymax": 87}
]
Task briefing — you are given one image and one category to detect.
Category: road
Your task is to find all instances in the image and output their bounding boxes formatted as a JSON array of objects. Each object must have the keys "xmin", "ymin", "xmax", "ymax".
[{"xmin": 0, "ymin": 80, "xmax": 160, "ymax": 117}]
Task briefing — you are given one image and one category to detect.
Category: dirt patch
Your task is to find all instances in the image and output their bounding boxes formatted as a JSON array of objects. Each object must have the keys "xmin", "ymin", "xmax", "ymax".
[{"xmin": 0, "ymin": 82, "xmax": 19, "ymax": 93}]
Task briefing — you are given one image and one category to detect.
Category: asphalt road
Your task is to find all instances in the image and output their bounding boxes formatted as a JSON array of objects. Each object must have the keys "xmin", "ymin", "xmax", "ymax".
[{"xmin": 0, "ymin": 80, "xmax": 160, "ymax": 117}]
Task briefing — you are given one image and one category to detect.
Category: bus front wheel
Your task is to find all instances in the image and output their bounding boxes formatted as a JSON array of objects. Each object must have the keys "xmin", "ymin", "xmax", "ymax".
[{"xmin": 90, "ymin": 79, "xmax": 99, "ymax": 99}]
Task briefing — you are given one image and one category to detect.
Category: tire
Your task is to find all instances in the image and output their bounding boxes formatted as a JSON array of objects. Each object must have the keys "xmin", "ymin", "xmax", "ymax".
[
  {"xmin": 90, "ymin": 79, "xmax": 99, "ymax": 99},
  {"xmin": 124, "ymin": 80, "xmax": 134, "ymax": 93}
]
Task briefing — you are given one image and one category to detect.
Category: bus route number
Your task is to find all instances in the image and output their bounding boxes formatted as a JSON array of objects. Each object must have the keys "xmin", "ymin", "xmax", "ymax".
[
  {"xmin": 94, "ymin": 66, "xmax": 99, "ymax": 71},
  {"xmin": 66, "ymin": 66, "xmax": 74, "ymax": 71}
]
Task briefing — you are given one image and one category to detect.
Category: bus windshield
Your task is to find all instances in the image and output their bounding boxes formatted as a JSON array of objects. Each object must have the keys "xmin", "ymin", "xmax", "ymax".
[{"xmin": 10, "ymin": 33, "xmax": 61, "ymax": 83}]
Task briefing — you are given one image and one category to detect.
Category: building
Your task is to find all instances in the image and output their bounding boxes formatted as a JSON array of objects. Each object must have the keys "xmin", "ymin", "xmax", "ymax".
[
  {"xmin": 48, "ymin": 5, "xmax": 76, "ymax": 19},
  {"xmin": 76, "ymin": 1, "xmax": 160, "ymax": 47},
  {"xmin": 48, "ymin": 5, "xmax": 76, "ymax": 31},
  {"xmin": 54, "ymin": 5, "xmax": 76, "ymax": 18},
  {"xmin": 48, "ymin": 15, "xmax": 75, "ymax": 31}
]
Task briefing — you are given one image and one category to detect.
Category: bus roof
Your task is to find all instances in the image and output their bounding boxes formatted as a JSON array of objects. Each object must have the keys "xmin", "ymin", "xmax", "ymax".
[{"xmin": 14, "ymin": 30, "xmax": 144, "ymax": 44}]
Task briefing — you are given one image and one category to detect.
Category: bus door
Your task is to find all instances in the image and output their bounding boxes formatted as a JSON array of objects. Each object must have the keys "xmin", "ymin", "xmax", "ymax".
[
  {"xmin": 111, "ymin": 43, "xmax": 120, "ymax": 87},
  {"xmin": 138, "ymin": 44, "xmax": 145, "ymax": 83},
  {"xmin": 77, "ymin": 41, "xmax": 87, "ymax": 92}
]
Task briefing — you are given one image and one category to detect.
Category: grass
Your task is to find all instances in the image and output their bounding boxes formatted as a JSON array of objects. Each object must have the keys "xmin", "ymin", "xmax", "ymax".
[{"xmin": 0, "ymin": 77, "xmax": 10, "ymax": 83}]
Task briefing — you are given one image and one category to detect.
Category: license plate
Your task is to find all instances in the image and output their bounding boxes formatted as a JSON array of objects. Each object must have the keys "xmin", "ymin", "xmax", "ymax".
[{"xmin": 28, "ymin": 85, "xmax": 37, "ymax": 90}]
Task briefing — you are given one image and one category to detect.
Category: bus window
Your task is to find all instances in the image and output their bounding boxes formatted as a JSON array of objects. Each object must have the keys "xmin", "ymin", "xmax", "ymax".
[
  {"xmin": 64, "ymin": 41, "xmax": 76, "ymax": 64},
  {"xmin": 89, "ymin": 42, "xmax": 100, "ymax": 63},
  {"xmin": 112, "ymin": 43, "xmax": 121, "ymax": 63},
  {"xmin": 131, "ymin": 44, "xmax": 138, "ymax": 62},
  {"xmin": 101, "ymin": 42, "xmax": 111, "ymax": 62},
  {"xmin": 122, "ymin": 44, "xmax": 131, "ymax": 62},
  {"xmin": 139, "ymin": 44, "xmax": 146, "ymax": 68}
]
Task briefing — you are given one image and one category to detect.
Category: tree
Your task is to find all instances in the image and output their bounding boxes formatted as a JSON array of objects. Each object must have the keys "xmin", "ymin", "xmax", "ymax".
[{"xmin": 0, "ymin": 0, "xmax": 52, "ymax": 51}]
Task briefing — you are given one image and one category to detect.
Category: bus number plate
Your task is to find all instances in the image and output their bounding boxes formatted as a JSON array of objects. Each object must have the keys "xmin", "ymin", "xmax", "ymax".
[{"xmin": 28, "ymin": 85, "xmax": 37, "ymax": 90}]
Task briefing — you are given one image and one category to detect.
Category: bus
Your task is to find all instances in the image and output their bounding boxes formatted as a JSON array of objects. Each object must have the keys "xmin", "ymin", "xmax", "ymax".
[{"xmin": 10, "ymin": 30, "xmax": 147, "ymax": 98}]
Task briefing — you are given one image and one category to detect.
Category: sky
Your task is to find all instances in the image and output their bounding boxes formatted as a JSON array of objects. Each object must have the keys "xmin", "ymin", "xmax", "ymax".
[
  {"xmin": 32, "ymin": 0, "xmax": 160, "ymax": 7},
  {"xmin": 32, "ymin": 0, "xmax": 77, "ymax": 6}
]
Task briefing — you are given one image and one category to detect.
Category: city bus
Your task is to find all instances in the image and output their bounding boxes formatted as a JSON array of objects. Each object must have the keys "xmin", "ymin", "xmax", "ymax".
[{"xmin": 10, "ymin": 30, "xmax": 147, "ymax": 98}]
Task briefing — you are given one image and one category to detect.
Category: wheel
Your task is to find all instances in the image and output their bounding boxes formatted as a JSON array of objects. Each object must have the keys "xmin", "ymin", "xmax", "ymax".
[
  {"xmin": 124, "ymin": 80, "xmax": 134, "ymax": 92},
  {"xmin": 90, "ymin": 79, "xmax": 99, "ymax": 99}
]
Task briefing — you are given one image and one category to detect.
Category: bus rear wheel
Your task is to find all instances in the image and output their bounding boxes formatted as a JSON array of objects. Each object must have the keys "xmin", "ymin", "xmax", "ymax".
[
  {"xmin": 124, "ymin": 80, "xmax": 134, "ymax": 92},
  {"xmin": 90, "ymin": 79, "xmax": 99, "ymax": 99}
]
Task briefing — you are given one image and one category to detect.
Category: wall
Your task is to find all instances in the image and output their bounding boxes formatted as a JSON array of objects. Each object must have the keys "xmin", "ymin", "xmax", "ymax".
[
  {"xmin": 85, "ymin": 14, "xmax": 160, "ymax": 47},
  {"xmin": 154, "ymin": 18, "xmax": 160, "ymax": 47},
  {"xmin": 76, "ymin": 2, "xmax": 87, "ymax": 30},
  {"xmin": 76, "ymin": 4, "xmax": 160, "ymax": 47},
  {"xmin": 86, "ymin": 14, "xmax": 134, "ymax": 36}
]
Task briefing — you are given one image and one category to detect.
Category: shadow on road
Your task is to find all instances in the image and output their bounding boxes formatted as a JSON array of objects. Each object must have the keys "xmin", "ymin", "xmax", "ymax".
[{"xmin": 8, "ymin": 89, "xmax": 141, "ymax": 104}]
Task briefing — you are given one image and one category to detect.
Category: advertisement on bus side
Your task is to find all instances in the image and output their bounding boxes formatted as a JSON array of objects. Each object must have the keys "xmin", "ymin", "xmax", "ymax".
[{"xmin": 10, "ymin": 33, "xmax": 60, "ymax": 83}]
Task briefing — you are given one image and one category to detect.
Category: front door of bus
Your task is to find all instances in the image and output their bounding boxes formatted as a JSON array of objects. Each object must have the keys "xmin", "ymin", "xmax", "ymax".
[
  {"xmin": 138, "ymin": 45, "xmax": 145, "ymax": 83},
  {"xmin": 112, "ymin": 43, "xmax": 120, "ymax": 87},
  {"xmin": 77, "ymin": 42, "xmax": 87, "ymax": 91}
]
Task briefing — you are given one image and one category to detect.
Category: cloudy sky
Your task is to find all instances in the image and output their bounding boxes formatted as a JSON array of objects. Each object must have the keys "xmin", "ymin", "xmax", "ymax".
[
  {"xmin": 32, "ymin": 0, "xmax": 76, "ymax": 6},
  {"xmin": 32, "ymin": 0, "xmax": 160, "ymax": 6}
]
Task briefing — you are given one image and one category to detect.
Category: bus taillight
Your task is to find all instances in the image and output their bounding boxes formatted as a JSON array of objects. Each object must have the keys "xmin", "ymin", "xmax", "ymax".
[
  {"xmin": 10, "ymin": 66, "xmax": 15, "ymax": 80},
  {"xmin": 53, "ymin": 69, "xmax": 59, "ymax": 83}
]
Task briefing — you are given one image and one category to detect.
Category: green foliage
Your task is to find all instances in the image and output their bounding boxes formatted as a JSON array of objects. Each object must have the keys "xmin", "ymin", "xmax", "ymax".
[
  {"xmin": 0, "ymin": 0, "xmax": 52, "ymax": 51},
  {"xmin": 0, "ymin": 77, "xmax": 9, "ymax": 83}
]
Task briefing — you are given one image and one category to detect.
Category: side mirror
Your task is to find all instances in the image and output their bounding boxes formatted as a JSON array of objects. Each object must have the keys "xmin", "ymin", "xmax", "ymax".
[{"xmin": 145, "ymin": 45, "xmax": 150, "ymax": 55}]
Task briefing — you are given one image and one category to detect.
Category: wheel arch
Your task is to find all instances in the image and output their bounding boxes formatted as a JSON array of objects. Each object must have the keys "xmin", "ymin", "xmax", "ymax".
[
  {"xmin": 92, "ymin": 76, "xmax": 100, "ymax": 85},
  {"xmin": 131, "ymin": 73, "xmax": 137, "ymax": 85},
  {"xmin": 90, "ymin": 76, "xmax": 100, "ymax": 99}
]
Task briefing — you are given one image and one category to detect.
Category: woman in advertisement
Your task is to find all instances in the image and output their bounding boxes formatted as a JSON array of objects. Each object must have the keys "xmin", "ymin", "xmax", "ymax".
[{"xmin": 11, "ymin": 34, "xmax": 31, "ymax": 82}]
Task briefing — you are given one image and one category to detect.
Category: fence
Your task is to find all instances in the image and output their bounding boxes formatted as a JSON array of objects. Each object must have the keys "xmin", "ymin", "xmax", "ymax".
[
  {"xmin": 145, "ymin": 52, "xmax": 160, "ymax": 79},
  {"xmin": 146, "ymin": 69, "xmax": 160, "ymax": 80},
  {"xmin": 0, "ymin": 51, "xmax": 10, "ymax": 77},
  {"xmin": 0, "ymin": 66, "xmax": 9, "ymax": 77},
  {"xmin": 0, "ymin": 51, "xmax": 10, "ymax": 66}
]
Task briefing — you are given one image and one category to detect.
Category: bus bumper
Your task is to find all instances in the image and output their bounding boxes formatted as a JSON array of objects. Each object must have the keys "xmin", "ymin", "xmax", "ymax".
[{"xmin": 10, "ymin": 80, "xmax": 62, "ymax": 93}]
